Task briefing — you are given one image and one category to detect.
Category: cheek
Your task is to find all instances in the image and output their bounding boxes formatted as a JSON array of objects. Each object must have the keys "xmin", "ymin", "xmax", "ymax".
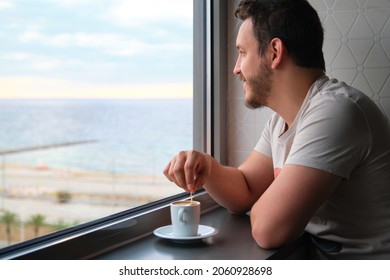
[
  {"xmin": 242, "ymin": 57, "xmax": 260, "ymax": 76},
  {"xmin": 240, "ymin": 59, "xmax": 249, "ymax": 73}
]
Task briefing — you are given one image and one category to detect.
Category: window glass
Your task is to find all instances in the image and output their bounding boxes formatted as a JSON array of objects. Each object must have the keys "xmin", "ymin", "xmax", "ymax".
[{"xmin": 0, "ymin": 0, "xmax": 193, "ymax": 249}]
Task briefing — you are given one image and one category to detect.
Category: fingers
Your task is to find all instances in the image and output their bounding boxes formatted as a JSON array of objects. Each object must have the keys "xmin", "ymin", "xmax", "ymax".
[
  {"xmin": 183, "ymin": 150, "xmax": 198, "ymax": 191},
  {"xmin": 163, "ymin": 150, "xmax": 206, "ymax": 192},
  {"xmin": 172, "ymin": 151, "xmax": 191, "ymax": 190},
  {"xmin": 163, "ymin": 152, "xmax": 189, "ymax": 191}
]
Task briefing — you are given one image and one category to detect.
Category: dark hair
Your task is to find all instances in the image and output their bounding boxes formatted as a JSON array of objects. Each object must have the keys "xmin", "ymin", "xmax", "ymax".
[{"xmin": 235, "ymin": 0, "xmax": 325, "ymax": 70}]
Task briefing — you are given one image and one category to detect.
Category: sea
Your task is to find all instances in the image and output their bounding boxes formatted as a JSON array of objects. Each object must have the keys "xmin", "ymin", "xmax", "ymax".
[{"xmin": 0, "ymin": 99, "xmax": 193, "ymax": 175}]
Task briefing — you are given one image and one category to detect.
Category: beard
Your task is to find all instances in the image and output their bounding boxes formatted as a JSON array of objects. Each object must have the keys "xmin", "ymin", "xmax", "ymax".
[{"xmin": 242, "ymin": 60, "xmax": 272, "ymax": 109}]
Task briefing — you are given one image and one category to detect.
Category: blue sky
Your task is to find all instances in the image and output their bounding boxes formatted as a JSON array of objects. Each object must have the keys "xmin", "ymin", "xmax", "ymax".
[{"xmin": 0, "ymin": 0, "xmax": 193, "ymax": 98}]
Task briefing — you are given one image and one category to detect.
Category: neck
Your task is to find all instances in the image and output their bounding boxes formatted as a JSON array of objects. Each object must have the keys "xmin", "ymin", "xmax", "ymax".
[{"xmin": 267, "ymin": 67, "xmax": 324, "ymax": 127}]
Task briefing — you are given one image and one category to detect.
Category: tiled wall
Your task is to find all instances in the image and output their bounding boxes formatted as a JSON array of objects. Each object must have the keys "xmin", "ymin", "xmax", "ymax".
[{"xmin": 227, "ymin": 0, "xmax": 390, "ymax": 167}]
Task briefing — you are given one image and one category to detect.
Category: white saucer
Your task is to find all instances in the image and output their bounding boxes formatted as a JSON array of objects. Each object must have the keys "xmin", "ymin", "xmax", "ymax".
[{"xmin": 154, "ymin": 225, "xmax": 218, "ymax": 242}]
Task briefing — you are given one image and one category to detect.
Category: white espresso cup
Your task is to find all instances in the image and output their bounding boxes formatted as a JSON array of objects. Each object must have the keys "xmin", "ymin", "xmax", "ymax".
[{"xmin": 170, "ymin": 200, "xmax": 200, "ymax": 237}]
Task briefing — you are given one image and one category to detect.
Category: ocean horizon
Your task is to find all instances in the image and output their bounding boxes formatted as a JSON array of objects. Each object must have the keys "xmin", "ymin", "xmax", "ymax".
[{"xmin": 0, "ymin": 98, "xmax": 193, "ymax": 176}]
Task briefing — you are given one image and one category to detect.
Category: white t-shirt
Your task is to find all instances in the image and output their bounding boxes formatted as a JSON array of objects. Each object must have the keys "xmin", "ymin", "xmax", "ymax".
[{"xmin": 255, "ymin": 75, "xmax": 390, "ymax": 259}]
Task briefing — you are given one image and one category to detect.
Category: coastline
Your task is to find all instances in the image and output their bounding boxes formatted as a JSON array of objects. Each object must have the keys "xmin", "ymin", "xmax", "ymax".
[{"xmin": 0, "ymin": 162, "xmax": 181, "ymax": 224}]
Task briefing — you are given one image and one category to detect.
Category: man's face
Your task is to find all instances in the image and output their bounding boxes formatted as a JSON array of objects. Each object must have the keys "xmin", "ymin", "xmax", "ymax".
[{"xmin": 233, "ymin": 19, "xmax": 272, "ymax": 109}]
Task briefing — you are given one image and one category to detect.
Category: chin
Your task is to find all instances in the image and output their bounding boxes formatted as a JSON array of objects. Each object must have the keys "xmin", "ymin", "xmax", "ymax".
[{"xmin": 245, "ymin": 97, "xmax": 265, "ymax": 109}]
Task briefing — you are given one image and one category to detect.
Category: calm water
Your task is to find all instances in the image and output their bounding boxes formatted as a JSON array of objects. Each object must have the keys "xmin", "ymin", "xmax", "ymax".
[{"xmin": 0, "ymin": 99, "xmax": 193, "ymax": 175}]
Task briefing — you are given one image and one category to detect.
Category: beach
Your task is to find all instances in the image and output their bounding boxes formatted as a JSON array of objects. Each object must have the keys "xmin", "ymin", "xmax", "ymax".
[
  {"xmin": 0, "ymin": 163, "xmax": 181, "ymax": 247},
  {"xmin": 1, "ymin": 163, "xmax": 181, "ymax": 222}
]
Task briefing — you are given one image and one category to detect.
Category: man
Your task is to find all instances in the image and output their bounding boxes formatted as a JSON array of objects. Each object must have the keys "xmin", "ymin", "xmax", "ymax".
[{"xmin": 164, "ymin": 0, "xmax": 390, "ymax": 259}]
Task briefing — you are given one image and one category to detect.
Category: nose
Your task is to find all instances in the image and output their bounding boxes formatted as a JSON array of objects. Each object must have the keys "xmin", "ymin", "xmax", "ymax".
[{"xmin": 233, "ymin": 55, "xmax": 241, "ymax": 76}]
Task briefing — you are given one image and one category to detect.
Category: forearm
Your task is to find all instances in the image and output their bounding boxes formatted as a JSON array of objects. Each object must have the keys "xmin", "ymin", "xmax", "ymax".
[
  {"xmin": 163, "ymin": 150, "xmax": 273, "ymax": 214},
  {"xmin": 203, "ymin": 157, "xmax": 259, "ymax": 214}
]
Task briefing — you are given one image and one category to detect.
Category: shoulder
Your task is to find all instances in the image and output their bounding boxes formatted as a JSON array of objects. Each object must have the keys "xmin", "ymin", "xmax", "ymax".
[
  {"xmin": 310, "ymin": 77, "xmax": 375, "ymax": 112},
  {"xmin": 304, "ymin": 80, "xmax": 375, "ymax": 128}
]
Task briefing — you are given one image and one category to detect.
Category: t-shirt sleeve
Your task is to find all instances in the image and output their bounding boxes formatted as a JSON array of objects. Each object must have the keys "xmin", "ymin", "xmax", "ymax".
[{"xmin": 285, "ymin": 93, "xmax": 370, "ymax": 178}]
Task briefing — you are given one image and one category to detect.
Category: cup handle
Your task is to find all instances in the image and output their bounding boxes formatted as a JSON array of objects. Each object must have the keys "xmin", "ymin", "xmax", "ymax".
[{"xmin": 178, "ymin": 208, "xmax": 187, "ymax": 225}]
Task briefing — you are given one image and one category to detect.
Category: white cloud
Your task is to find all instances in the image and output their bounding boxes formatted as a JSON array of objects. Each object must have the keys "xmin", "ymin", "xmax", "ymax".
[
  {"xmin": 20, "ymin": 31, "xmax": 150, "ymax": 55},
  {"xmin": 31, "ymin": 60, "xmax": 61, "ymax": 71},
  {"xmin": 2, "ymin": 51, "xmax": 94, "ymax": 72},
  {"xmin": 105, "ymin": 0, "xmax": 192, "ymax": 27},
  {"xmin": 0, "ymin": 0, "xmax": 13, "ymax": 9},
  {"xmin": 2, "ymin": 1, "xmax": 192, "ymax": 86},
  {"xmin": 20, "ymin": 31, "xmax": 45, "ymax": 43},
  {"xmin": 1, "ymin": 51, "xmax": 58, "ymax": 70},
  {"xmin": 40, "ymin": 0, "xmax": 192, "ymax": 27},
  {"xmin": 2, "ymin": 52, "xmax": 33, "ymax": 61},
  {"xmin": 19, "ymin": 30, "xmax": 190, "ymax": 56},
  {"xmin": 42, "ymin": 0, "xmax": 95, "ymax": 7}
]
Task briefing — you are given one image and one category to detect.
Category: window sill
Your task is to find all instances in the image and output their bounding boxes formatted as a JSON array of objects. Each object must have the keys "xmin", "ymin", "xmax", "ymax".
[
  {"xmin": 1, "ymin": 191, "xmax": 309, "ymax": 260},
  {"xmin": 0, "ymin": 191, "xmax": 217, "ymax": 259},
  {"xmin": 93, "ymin": 200, "xmax": 310, "ymax": 260}
]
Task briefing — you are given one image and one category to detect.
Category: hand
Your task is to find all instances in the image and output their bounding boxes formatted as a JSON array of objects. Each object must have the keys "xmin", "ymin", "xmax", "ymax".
[{"xmin": 163, "ymin": 150, "xmax": 213, "ymax": 193}]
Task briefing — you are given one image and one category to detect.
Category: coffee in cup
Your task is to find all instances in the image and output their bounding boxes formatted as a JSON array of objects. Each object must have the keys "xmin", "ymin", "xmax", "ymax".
[{"xmin": 170, "ymin": 200, "xmax": 200, "ymax": 237}]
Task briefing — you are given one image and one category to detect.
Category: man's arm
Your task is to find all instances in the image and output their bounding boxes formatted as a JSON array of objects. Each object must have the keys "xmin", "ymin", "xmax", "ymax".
[
  {"xmin": 163, "ymin": 150, "xmax": 275, "ymax": 214},
  {"xmin": 250, "ymin": 164, "xmax": 342, "ymax": 249},
  {"xmin": 205, "ymin": 150, "xmax": 275, "ymax": 213}
]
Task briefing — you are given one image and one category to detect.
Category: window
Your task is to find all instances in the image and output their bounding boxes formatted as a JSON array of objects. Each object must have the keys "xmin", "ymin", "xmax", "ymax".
[
  {"xmin": 0, "ymin": 0, "xmax": 193, "ymax": 252},
  {"xmin": 0, "ymin": 0, "xmax": 226, "ymax": 260}
]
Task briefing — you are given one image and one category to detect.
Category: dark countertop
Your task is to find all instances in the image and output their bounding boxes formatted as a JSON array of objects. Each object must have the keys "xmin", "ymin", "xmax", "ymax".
[{"xmin": 94, "ymin": 206, "xmax": 309, "ymax": 260}]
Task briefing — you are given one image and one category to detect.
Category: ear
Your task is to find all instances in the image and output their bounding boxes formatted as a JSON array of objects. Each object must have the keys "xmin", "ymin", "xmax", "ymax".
[{"xmin": 268, "ymin": 38, "xmax": 285, "ymax": 69}]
